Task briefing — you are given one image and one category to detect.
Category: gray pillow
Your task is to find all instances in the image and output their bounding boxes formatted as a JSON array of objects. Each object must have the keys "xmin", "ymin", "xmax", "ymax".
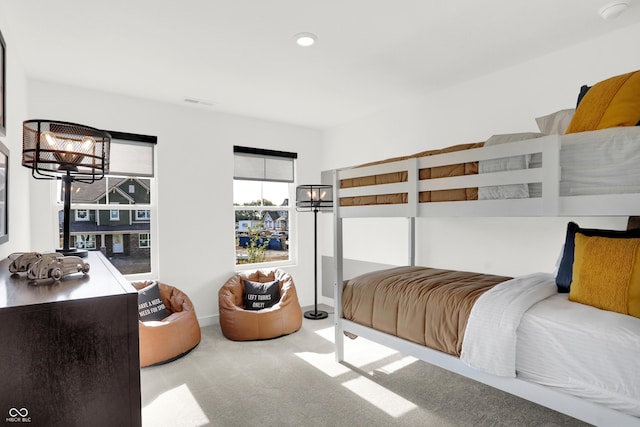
[{"xmin": 137, "ymin": 281, "xmax": 169, "ymax": 321}]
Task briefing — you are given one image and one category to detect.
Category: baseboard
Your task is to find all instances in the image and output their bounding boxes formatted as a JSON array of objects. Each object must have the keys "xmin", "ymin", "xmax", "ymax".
[{"xmin": 198, "ymin": 313, "xmax": 219, "ymax": 328}]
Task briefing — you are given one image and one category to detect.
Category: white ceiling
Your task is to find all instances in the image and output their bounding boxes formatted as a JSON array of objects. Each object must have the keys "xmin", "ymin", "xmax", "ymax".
[{"xmin": 3, "ymin": 0, "xmax": 640, "ymax": 129}]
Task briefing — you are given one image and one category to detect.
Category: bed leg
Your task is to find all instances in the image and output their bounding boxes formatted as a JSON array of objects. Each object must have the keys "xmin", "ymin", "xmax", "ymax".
[
  {"xmin": 333, "ymin": 170, "xmax": 345, "ymax": 363},
  {"xmin": 335, "ymin": 320, "xmax": 344, "ymax": 362}
]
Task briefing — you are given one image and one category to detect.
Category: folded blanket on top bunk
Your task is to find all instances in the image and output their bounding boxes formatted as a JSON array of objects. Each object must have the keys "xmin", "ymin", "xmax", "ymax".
[
  {"xmin": 340, "ymin": 142, "xmax": 483, "ymax": 206},
  {"xmin": 342, "ymin": 266, "xmax": 511, "ymax": 356}
]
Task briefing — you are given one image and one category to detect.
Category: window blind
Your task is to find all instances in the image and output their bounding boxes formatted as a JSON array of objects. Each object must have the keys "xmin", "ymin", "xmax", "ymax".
[
  {"xmin": 107, "ymin": 131, "xmax": 156, "ymax": 177},
  {"xmin": 233, "ymin": 146, "xmax": 297, "ymax": 183}
]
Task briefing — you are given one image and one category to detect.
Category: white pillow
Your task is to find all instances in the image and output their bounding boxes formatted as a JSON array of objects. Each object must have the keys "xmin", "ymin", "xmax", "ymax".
[
  {"xmin": 535, "ymin": 109, "xmax": 575, "ymax": 135},
  {"xmin": 478, "ymin": 132, "xmax": 544, "ymax": 200}
]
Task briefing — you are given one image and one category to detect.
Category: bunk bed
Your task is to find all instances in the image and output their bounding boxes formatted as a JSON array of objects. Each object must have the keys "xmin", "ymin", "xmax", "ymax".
[{"xmin": 330, "ymin": 70, "xmax": 640, "ymax": 427}]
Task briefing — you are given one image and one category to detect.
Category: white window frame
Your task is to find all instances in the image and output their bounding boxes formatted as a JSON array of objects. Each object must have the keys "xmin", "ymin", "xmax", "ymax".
[
  {"xmin": 54, "ymin": 186, "xmax": 156, "ymax": 279},
  {"xmin": 233, "ymin": 195, "xmax": 295, "ymax": 270},
  {"xmin": 233, "ymin": 146, "xmax": 297, "ymax": 270},
  {"xmin": 50, "ymin": 132, "xmax": 158, "ymax": 280},
  {"xmin": 110, "ymin": 209, "xmax": 120, "ymax": 221}
]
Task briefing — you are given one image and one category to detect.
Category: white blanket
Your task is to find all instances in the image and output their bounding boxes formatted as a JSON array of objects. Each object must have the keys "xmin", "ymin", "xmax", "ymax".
[{"xmin": 460, "ymin": 272, "xmax": 556, "ymax": 377}]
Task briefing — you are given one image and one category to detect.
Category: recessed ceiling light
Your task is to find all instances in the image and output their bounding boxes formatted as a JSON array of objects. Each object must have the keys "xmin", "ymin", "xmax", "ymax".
[
  {"xmin": 598, "ymin": 1, "xmax": 630, "ymax": 20},
  {"xmin": 294, "ymin": 32, "xmax": 317, "ymax": 47}
]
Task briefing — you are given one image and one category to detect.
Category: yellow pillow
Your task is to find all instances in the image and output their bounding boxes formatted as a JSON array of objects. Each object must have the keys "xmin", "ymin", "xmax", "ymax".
[
  {"xmin": 565, "ymin": 70, "xmax": 640, "ymax": 134},
  {"xmin": 569, "ymin": 233, "xmax": 640, "ymax": 318}
]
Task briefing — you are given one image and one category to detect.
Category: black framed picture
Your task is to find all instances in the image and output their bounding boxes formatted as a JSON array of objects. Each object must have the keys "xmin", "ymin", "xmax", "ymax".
[
  {"xmin": 0, "ymin": 140, "xmax": 7, "ymax": 244},
  {"xmin": 0, "ymin": 28, "xmax": 5, "ymax": 136}
]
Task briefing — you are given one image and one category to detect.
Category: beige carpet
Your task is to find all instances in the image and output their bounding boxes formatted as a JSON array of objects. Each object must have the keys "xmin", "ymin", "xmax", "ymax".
[{"xmin": 140, "ymin": 305, "xmax": 589, "ymax": 427}]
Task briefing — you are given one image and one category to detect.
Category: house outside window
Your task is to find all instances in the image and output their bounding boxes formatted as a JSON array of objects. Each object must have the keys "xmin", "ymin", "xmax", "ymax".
[
  {"xmin": 233, "ymin": 146, "xmax": 296, "ymax": 267},
  {"xmin": 55, "ymin": 131, "xmax": 157, "ymax": 278}
]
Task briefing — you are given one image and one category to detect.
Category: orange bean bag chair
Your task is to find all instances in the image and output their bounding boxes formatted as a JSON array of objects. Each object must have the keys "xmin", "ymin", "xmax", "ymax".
[
  {"xmin": 218, "ymin": 269, "xmax": 302, "ymax": 341},
  {"xmin": 132, "ymin": 281, "xmax": 201, "ymax": 367}
]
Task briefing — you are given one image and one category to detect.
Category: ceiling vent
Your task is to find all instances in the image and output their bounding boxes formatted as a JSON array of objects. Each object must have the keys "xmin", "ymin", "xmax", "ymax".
[{"xmin": 183, "ymin": 97, "xmax": 215, "ymax": 107}]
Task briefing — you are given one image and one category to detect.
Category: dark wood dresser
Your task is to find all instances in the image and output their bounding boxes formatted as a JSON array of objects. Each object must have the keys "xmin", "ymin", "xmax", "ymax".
[{"xmin": 0, "ymin": 252, "xmax": 141, "ymax": 427}]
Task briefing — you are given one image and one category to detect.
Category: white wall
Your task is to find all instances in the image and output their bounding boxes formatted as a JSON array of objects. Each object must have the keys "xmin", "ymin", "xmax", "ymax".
[
  {"xmin": 26, "ymin": 81, "xmax": 323, "ymax": 325},
  {"xmin": 322, "ymin": 22, "xmax": 640, "ymax": 278},
  {"xmin": 0, "ymin": 13, "xmax": 34, "ymax": 259},
  {"xmin": 4, "ymin": 13, "xmax": 640, "ymax": 318}
]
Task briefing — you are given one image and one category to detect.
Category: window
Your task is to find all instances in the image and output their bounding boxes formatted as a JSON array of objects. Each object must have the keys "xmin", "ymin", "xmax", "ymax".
[
  {"xmin": 139, "ymin": 233, "xmax": 151, "ymax": 248},
  {"xmin": 55, "ymin": 131, "xmax": 157, "ymax": 277},
  {"xmin": 75, "ymin": 209, "xmax": 90, "ymax": 221},
  {"xmin": 136, "ymin": 210, "xmax": 151, "ymax": 221},
  {"xmin": 233, "ymin": 146, "xmax": 296, "ymax": 267},
  {"xmin": 75, "ymin": 234, "xmax": 96, "ymax": 250}
]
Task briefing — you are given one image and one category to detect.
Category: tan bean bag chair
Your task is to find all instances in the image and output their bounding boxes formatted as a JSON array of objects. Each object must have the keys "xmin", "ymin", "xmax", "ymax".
[
  {"xmin": 219, "ymin": 269, "xmax": 302, "ymax": 341},
  {"xmin": 132, "ymin": 281, "xmax": 201, "ymax": 367}
]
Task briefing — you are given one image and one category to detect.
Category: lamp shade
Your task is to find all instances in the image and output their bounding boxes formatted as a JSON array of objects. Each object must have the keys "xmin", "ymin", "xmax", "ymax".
[
  {"xmin": 22, "ymin": 120, "xmax": 110, "ymax": 182},
  {"xmin": 296, "ymin": 185, "xmax": 333, "ymax": 211},
  {"xmin": 22, "ymin": 120, "xmax": 111, "ymax": 258}
]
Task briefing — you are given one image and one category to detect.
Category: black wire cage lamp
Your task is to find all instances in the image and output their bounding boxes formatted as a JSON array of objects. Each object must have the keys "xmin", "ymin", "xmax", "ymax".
[
  {"xmin": 296, "ymin": 184, "xmax": 333, "ymax": 320},
  {"xmin": 23, "ymin": 120, "xmax": 111, "ymax": 258}
]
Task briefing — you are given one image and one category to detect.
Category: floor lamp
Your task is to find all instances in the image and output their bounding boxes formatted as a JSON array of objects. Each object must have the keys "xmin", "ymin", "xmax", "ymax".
[
  {"xmin": 296, "ymin": 184, "xmax": 333, "ymax": 320},
  {"xmin": 22, "ymin": 120, "xmax": 110, "ymax": 258}
]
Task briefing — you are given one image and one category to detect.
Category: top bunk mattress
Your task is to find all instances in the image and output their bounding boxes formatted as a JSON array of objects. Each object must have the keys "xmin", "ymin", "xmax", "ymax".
[{"xmin": 557, "ymin": 126, "xmax": 640, "ymax": 197}]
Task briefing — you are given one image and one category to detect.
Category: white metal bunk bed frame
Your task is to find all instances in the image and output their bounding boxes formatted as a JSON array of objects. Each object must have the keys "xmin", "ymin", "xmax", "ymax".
[{"xmin": 331, "ymin": 134, "xmax": 640, "ymax": 427}]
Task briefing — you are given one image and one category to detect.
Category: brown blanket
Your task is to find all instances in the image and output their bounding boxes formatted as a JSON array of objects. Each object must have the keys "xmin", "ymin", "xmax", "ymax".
[
  {"xmin": 340, "ymin": 142, "xmax": 483, "ymax": 207},
  {"xmin": 342, "ymin": 266, "xmax": 512, "ymax": 356}
]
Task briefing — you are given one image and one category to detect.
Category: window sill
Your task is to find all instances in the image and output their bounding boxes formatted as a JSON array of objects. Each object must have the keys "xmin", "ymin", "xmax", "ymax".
[{"xmin": 234, "ymin": 259, "xmax": 297, "ymax": 272}]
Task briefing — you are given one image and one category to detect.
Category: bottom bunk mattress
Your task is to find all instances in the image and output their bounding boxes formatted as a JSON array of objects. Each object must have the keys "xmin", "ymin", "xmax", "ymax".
[
  {"xmin": 341, "ymin": 266, "xmax": 512, "ymax": 356},
  {"xmin": 517, "ymin": 290, "xmax": 640, "ymax": 417},
  {"xmin": 463, "ymin": 272, "xmax": 640, "ymax": 417},
  {"xmin": 343, "ymin": 268, "xmax": 640, "ymax": 418}
]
